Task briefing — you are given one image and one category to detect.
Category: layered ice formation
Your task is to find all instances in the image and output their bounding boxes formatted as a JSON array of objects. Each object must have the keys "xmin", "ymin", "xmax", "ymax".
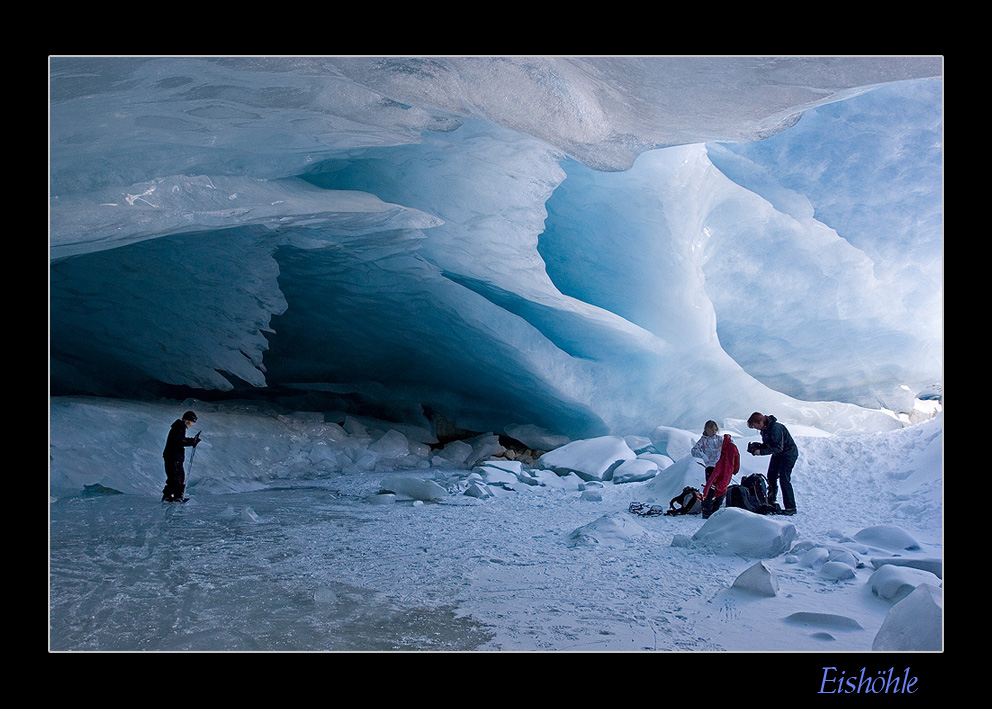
[{"xmin": 49, "ymin": 57, "xmax": 943, "ymax": 440}]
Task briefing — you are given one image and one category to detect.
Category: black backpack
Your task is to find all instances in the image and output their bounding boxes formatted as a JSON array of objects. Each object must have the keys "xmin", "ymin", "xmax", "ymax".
[
  {"xmin": 664, "ymin": 486, "xmax": 703, "ymax": 516},
  {"xmin": 741, "ymin": 474, "xmax": 769, "ymax": 506},
  {"xmin": 725, "ymin": 483, "xmax": 755, "ymax": 512},
  {"xmin": 727, "ymin": 474, "xmax": 780, "ymax": 515}
]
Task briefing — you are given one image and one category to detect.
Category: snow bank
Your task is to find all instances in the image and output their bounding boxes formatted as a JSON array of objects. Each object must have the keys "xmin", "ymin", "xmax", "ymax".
[
  {"xmin": 868, "ymin": 564, "xmax": 942, "ymax": 603},
  {"xmin": 641, "ymin": 455, "xmax": 708, "ymax": 503},
  {"xmin": 854, "ymin": 524, "xmax": 922, "ymax": 551}
]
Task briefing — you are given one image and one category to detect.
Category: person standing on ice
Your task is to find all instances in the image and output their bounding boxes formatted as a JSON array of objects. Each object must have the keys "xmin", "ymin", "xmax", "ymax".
[
  {"xmin": 700, "ymin": 433, "xmax": 740, "ymax": 518},
  {"xmin": 162, "ymin": 410, "xmax": 200, "ymax": 502},
  {"xmin": 746, "ymin": 412, "xmax": 798, "ymax": 515},
  {"xmin": 691, "ymin": 420, "xmax": 722, "ymax": 485}
]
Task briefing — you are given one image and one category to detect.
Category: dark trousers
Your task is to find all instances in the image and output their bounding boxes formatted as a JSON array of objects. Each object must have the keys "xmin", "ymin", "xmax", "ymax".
[
  {"xmin": 767, "ymin": 453, "xmax": 798, "ymax": 511},
  {"xmin": 703, "ymin": 466, "xmax": 714, "ymax": 487},
  {"xmin": 163, "ymin": 458, "xmax": 186, "ymax": 501},
  {"xmin": 701, "ymin": 489, "xmax": 724, "ymax": 519}
]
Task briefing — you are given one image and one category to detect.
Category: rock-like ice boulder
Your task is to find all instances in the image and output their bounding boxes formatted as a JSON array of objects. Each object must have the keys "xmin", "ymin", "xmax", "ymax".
[
  {"xmin": 872, "ymin": 583, "xmax": 942, "ymax": 651},
  {"xmin": 536, "ymin": 435, "xmax": 635, "ymax": 481},
  {"xmin": 691, "ymin": 507, "xmax": 797, "ymax": 558},
  {"xmin": 649, "ymin": 426, "xmax": 696, "ymax": 461},
  {"xmin": 378, "ymin": 474, "xmax": 447, "ymax": 502},
  {"xmin": 731, "ymin": 561, "xmax": 779, "ymax": 596},
  {"xmin": 612, "ymin": 458, "xmax": 660, "ymax": 484}
]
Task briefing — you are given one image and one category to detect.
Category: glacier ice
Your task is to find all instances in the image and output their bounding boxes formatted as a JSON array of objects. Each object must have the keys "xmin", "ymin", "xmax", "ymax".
[{"xmin": 49, "ymin": 57, "xmax": 942, "ymax": 440}]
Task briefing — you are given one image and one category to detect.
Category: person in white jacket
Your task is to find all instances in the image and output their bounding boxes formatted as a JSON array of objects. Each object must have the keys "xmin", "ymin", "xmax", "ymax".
[{"xmin": 690, "ymin": 420, "xmax": 722, "ymax": 485}]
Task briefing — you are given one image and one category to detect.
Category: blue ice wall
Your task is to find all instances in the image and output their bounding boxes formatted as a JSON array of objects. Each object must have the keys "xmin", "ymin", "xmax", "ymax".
[{"xmin": 49, "ymin": 58, "xmax": 942, "ymax": 437}]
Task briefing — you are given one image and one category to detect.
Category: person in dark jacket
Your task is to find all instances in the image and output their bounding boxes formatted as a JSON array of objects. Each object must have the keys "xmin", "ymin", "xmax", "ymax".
[
  {"xmin": 746, "ymin": 412, "xmax": 798, "ymax": 515},
  {"xmin": 162, "ymin": 410, "xmax": 200, "ymax": 502}
]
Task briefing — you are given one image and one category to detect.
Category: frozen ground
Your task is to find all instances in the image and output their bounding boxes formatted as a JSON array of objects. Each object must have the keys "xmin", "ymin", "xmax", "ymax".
[{"xmin": 49, "ymin": 398, "xmax": 942, "ymax": 653}]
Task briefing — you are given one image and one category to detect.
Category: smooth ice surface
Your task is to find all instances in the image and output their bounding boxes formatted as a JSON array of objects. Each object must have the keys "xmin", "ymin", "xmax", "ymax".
[
  {"xmin": 49, "ymin": 57, "xmax": 942, "ymax": 440},
  {"xmin": 49, "ymin": 398, "xmax": 943, "ymax": 652}
]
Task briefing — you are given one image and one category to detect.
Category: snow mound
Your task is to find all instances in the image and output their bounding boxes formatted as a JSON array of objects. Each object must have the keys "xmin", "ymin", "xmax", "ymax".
[
  {"xmin": 853, "ymin": 524, "xmax": 922, "ymax": 551},
  {"xmin": 690, "ymin": 507, "xmax": 797, "ymax": 558},
  {"xmin": 818, "ymin": 560, "xmax": 857, "ymax": 581},
  {"xmin": 868, "ymin": 564, "xmax": 942, "ymax": 603},
  {"xmin": 567, "ymin": 512, "xmax": 657, "ymax": 547},
  {"xmin": 641, "ymin": 455, "xmax": 707, "ymax": 503},
  {"xmin": 783, "ymin": 612, "xmax": 864, "ymax": 631},
  {"xmin": 870, "ymin": 556, "xmax": 942, "ymax": 578}
]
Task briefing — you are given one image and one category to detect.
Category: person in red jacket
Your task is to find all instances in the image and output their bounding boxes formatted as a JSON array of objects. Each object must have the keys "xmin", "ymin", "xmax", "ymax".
[{"xmin": 701, "ymin": 434, "xmax": 740, "ymax": 518}]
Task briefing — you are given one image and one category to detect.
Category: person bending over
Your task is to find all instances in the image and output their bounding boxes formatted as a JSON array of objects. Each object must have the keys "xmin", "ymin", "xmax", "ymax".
[{"xmin": 746, "ymin": 412, "xmax": 798, "ymax": 515}]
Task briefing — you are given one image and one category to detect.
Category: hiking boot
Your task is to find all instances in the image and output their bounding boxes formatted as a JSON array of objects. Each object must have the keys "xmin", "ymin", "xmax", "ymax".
[{"xmin": 780, "ymin": 508, "xmax": 797, "ymax": 516}]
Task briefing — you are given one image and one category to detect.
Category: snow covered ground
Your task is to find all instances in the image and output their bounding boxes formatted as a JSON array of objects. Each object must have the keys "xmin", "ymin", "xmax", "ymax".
[{"xmin": 49, "ymin": 396, "xmax": 942, "ymax": 654}]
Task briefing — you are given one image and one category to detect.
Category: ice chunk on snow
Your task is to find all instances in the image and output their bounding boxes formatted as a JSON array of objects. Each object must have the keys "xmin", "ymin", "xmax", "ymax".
[
  {"xmin": 378, "ymin": 475, "xmax": 446, "ymax": 502},
  {"xmin": 637, "ymin": 452, "xmax": 674, "ymax": 470},
  {"xmin": 612, "ymin": 458, "xmax": 660, "ymax": 484},
  {"xmin": 691, "ymin": 507, "xmax": 797, "ymax": 558},
  {"xmin": 649, "ymin": 426, "xmax": 696, "ymax": 461},
  {"xmin": 240, "ymin": 507, "xmax": 260, "ymax": 522},
  {"xmin": 872, "ymin": 583, "xmax": 942, "ymax": 651},
  {"xmin": 369, "ymin": 430, "xmax": 411, "ymax": 459},
  {"xmin": 475, "ymin": 465, "xmax": 520, "ymax": 486},
  {"xmin": 535, "ymin": 435, "xmax": 635, "ymax": 481},
  {"xmin": 731, "ymin": 561, "xmax": 779, "ymax": 596},
  {"xmin": 464, "ymin": 481, "xmax": 495, "ymax": 499}
]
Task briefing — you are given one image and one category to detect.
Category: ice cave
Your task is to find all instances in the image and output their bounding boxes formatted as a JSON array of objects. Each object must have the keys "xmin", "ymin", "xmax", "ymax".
[
  {"xmin": 48, "ymin": 58, "xmax": 944, "ymax": 654},
  {"xmin": 49, "ymin": 56, "xmax": 942, "ymax": 442}
]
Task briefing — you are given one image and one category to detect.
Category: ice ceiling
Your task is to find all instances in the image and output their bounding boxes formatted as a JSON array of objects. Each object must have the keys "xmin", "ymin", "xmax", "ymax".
[{"xmin": 49, "ymin": 57, "xmax": 943, "ymax": 439}]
